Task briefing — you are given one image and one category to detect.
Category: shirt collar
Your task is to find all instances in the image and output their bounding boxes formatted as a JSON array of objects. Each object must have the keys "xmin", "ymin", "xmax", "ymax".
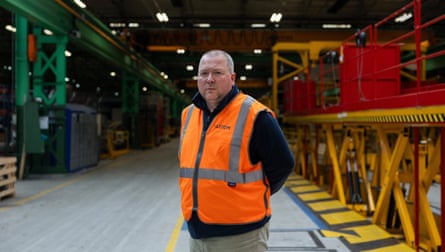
[{"xmin": 192, "ymin": 85, "xmax": 239, "ymax": 114}]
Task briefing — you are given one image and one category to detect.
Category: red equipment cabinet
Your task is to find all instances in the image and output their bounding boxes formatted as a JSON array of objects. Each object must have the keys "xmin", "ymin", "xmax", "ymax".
[
  {"xmin": 340, "ymin": 44, "xmax": 400, "ymax": 104},
  {"xmin": 283, "ymin": 79, "xmax": 316, "ymax": 115}
]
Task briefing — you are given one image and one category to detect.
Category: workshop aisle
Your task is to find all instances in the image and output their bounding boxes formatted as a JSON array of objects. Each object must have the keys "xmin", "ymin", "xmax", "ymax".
[{"xmin": 0, "ymin": 138, "xmax": 352, "ymax": 252}]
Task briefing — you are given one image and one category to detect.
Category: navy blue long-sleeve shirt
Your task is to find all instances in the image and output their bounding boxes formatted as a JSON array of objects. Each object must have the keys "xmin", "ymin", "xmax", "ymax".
[{"xmin": 186, "ymin": 85, "xmax": 295, "ymax": 239}]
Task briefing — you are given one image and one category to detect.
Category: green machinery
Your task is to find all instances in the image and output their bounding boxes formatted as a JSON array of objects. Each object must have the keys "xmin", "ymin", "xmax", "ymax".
[{"xmin": 2, "ymin": 0, "xmax": 189, "ymax": 174}]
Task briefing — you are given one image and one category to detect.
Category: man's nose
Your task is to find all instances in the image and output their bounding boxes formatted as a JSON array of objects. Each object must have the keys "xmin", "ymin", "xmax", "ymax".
[{"xmin": 205, "ymin": 73, "xmax": 214, "ymax": 81}]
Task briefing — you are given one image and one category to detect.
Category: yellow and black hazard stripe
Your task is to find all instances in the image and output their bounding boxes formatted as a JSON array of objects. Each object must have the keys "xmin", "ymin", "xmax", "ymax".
[
  {"xmin": 284, "ymin": 174, "xmax": 415, "ymax": 251},
  {"xmin": 368, "ymin": 113, "xmax": 445, "ymax": 124},
  {"xmin": 286, "ymin": 110, "xmax": 445, "ymax": 125}
]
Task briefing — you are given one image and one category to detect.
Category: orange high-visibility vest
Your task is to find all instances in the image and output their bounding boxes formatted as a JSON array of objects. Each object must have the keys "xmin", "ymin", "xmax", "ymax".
[{"xmin": 178, "ymin": 93, "xmax": 273, "ymax": 224}]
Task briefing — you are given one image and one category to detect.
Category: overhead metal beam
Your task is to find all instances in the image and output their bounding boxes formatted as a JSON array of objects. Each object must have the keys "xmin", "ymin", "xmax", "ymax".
[
  {"xmin": 140, "ymin": 29, "xmax": 419, "ymax": 52},
  {"xmin": 0, "ymin": 0, "xmax": 189, "ymax": 105}
]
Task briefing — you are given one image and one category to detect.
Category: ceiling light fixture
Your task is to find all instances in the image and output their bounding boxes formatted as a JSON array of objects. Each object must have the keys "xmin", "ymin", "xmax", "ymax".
[
  {"xmin": 128, "ymin": 23, "xmax": 140, "ymax": 28},
  {"xmin": 245, "ymin": 64, "xmax": 253, "ymax": 70},
  {"xmin": 160, "ymin": 72, "xmax": 169, "ymax": 79},
  {"xmin": 270, "ymin": 13, "xmax": 282, "ymax": 23},
  {"xmin": 5, "ymin": 25, "xmax": 16, "ymax": 33},
  {"xmin": 156, "ymin": 12, "xmax": 169, "ymax": 23},
  {"xmin": 395, "ymin": 12, "xmax": 412, "ymax": 23},
  {"xmin": 253, "ymin": 49, "xmax": 262, "ymax": 54},
  {"xmin": 109, "ymin": 23, "xmax": 126, "ymax": 28},
  {"xmin": 193, "ymin": 23, "xmax": 211, "ymax": 28},
  {"xmin": 74, "ymin": 0, "xmax": 87, "ymax": 9},
  {"xmin": 43, "ymin": 29, "xmax": 53, "ymax": 35},
  {"xmin": 322, "ymin": 23, "xmax": 351, "ymax": 29},
  {"xmin": 251, "ymin": 23, "xmax": 266, "ymax": 28}
]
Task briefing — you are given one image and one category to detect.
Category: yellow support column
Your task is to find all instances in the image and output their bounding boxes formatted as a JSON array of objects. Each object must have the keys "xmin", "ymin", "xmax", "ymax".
[
  {"xmin": 372, "ymin": 126, "xmax": 408, "ymax": 226},
  {"xmin": 324, "ymin": 125, "xmax": 346, "ymax": 205}
]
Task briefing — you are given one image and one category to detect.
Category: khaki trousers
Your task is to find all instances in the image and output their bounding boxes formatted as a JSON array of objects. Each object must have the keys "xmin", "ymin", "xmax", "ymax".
[{"xmin": 189, "ymin": 222, "xmax": 269, "ymax": 252}]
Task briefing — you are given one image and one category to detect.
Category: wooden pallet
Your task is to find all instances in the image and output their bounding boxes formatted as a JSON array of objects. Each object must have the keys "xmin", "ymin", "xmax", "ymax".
[{"xmin": 0, "ymin": 157, "xmax": 17, "ymax": 200}]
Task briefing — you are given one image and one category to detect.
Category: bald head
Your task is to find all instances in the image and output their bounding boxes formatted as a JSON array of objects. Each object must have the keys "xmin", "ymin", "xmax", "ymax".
[{"xmin": 199, "ymin": 50, "xmax": 235, "ymax": 74}]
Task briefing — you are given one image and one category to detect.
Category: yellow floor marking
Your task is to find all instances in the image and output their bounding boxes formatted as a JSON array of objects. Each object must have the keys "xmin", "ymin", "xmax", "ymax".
[
  {"xmin": 289, "ymin": 185, "xmax": 320, "ymax": 193},
  {"xmin": 285, "ymin": 180, "xmax": 310, "ymax": 187},
  {"xmin": 321, "ymin": 229, "xmax": 359, "ymax": 240},
  {"xmin": 343, "ymin": 225, "xmax": 393, "ymax": 244},
  {"xmin": 308, "ymin": 200, "xmax": 346, "ymax": 212},
  {"xmin": 363, "ymin": 242, "xmax": 415, "ymax": 252},
  {"xmin": 165, "ymin": 215, "xmax": 184, "ymax": 252},
  {"xmin": 321, "ymin": 211, "xmax": 365, "ymax": 225},
  {"xmin": 12, "ymin": 173, "xmax": 89, "ymax": 207},
  {"xmin": 323, "ymin": 227, "xmax": 415, "ymax": 251},
  {"xmin": 286, "ymin": 176, "xmax": 415, "ymax": 251},
  {"xmin": 288, "ymin": 174, "xmax": 303, "ymax": 179},
  {"xmin": 298, "ymin": 191, "xmax": 332, "ymax": 201}
]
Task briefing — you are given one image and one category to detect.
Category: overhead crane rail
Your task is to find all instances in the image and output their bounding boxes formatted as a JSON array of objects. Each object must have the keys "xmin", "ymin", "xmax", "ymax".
[
  {"xmin": 275, "ymin": 1, "xmax": 445, "ymax": 251},
  {"xmin": 0, "ymin": 0, "xmax": 188, "ymax": 104}
]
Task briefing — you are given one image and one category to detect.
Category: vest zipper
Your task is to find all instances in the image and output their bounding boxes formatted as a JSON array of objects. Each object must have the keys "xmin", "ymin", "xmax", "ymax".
[{"xmin": 192, "ymin": 121, "xmax": 209, "ymax": 212}]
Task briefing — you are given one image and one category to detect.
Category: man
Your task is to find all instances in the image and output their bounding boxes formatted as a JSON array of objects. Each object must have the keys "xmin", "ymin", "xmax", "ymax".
[{"xmin": 178, "ymin": 49, "xmax": 294, "ymax": 251}]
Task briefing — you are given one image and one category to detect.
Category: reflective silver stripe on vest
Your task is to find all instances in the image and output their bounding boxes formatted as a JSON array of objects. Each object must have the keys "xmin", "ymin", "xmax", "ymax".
[
  {"xmin": 180, "ymin": 167, "xmax": 263, "ymax": 184},
  {"xmin": 178, "ymin": 105, "xmax": 194, "ymax": 155},
  {"xmin": 228, "ymin": 96, "xmax": 255, "ymax": 182}
]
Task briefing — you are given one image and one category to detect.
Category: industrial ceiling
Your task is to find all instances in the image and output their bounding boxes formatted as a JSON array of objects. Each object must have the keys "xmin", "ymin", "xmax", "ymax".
[
  {"xmin": 86, "ymin": 0, "xmax": 422, "ymax": 29},
  {"xmin": 0, "ymin": 0, "xmax": 444, "ymax": 102}
]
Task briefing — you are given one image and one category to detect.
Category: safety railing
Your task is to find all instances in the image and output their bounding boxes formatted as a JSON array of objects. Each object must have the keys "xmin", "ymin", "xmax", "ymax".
[{"xmin": 315, "ymin": 0, "xmax": 445, "ymax": 113}]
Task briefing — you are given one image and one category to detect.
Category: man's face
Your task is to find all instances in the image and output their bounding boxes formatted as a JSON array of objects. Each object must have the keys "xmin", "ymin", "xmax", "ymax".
[{"xmin": 197, "ymin": 54, "xmax": 236, "ymax": 106}]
